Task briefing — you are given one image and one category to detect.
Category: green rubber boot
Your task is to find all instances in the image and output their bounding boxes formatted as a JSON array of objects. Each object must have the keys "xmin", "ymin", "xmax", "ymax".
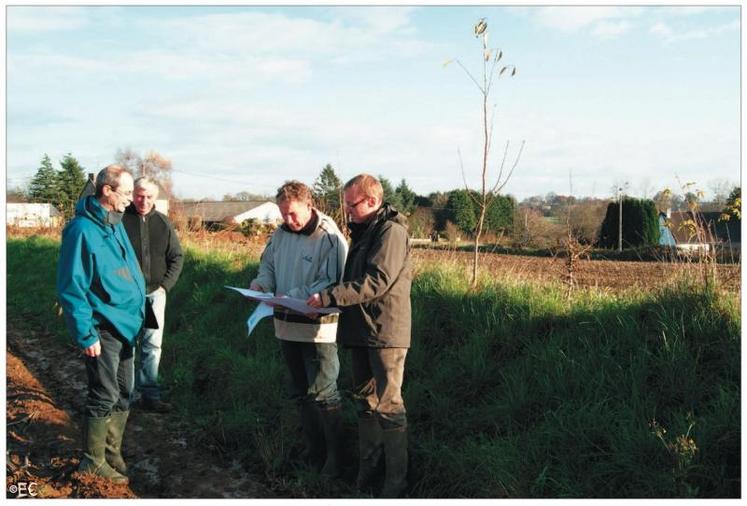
[
  {"xmin": 299, "ymin": 400, "xmax": 325, "ymax": 468},
  {"xmin": 380, "ymin": 427, "xmax": 408, "ymax": 498},
  {"xmin": 79, "ymin": 416, "xmax": 129, "ymax": 484},
  {"xmin": 106, "ymin": 411, "xmax": 129, "ymax": 476},
  {"xmin": 356, "ymin": 414, "xmax": 383, "ymax": 491},
  {"xmin": 320, "ymin": 406, "xmax": 343, "ymax": 478}
]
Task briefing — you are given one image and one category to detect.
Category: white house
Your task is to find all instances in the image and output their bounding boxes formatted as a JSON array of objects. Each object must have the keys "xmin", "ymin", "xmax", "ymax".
[
  {"xmin": 7, "ymin": 203, "xmax": 62, "ymax": 227},
  {"xmin": 178, "ymin": 200, "xmax": 282, "ymax": 228}
]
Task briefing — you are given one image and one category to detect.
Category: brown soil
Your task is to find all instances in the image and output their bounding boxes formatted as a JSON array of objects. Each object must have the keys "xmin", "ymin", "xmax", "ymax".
[
  {"xmin": 411, "ymin": 248, "xmax": 741, "ymax": 293},
  {"xmin": 6, "ymin": 325, "xmax": 270, "ymax": 498}
]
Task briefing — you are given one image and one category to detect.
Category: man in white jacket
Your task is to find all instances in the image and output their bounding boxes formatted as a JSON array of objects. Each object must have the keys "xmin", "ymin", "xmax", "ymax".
[{"xmin": 250, "ymin": 180, "xmax": 348, "ymax": 477}]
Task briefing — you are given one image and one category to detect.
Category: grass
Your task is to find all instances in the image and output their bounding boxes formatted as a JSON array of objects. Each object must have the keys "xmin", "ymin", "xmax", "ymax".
[{"xmin": 6, "ymin": 232, "xmax": 741, "ymax": 498}]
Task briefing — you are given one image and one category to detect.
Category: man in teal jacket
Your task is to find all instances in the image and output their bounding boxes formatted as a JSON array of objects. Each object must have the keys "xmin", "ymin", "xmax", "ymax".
[{"xmin": 57, "ymin": 165, "xmax": 145, "ymax": 485}]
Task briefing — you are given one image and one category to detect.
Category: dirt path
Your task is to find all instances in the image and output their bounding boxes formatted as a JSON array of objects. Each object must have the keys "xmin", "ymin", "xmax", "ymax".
[{"xmin": 6, "ymin": 325, "xmax": 270, "ymax": 498}]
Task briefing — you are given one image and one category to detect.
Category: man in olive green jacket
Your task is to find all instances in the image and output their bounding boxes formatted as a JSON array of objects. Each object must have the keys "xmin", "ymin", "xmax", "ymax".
[{"xmin": 308, "ymin": 173, "xmax": 412, "ymax": 498}]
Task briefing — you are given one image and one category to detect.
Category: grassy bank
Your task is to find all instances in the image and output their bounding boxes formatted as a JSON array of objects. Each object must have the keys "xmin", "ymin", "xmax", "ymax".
[{"xmin": 6, "ymin": 234, "xmax": 740, "ymax": 497}]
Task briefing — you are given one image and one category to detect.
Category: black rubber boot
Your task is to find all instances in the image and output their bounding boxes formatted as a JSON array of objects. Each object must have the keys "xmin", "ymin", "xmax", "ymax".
[
  {"xmin": 319, "ymin": 406, "xmax": 343, "ymax": 478},
  {"xmin": 79, "ymin": 416, "xmax": 129, "ymax": 484},
  {"xmin": 356, "ymin": 414, "xmax": 383, "ymax": 491},
  {"xmin": 106, "ymin": 411, "xmax": 129, "ymax": 476},
  {"xmin": 299, "ymin": 400, "xmax": 325, "ymax": 468},
  {"xmin": 380, "ymin": 427, "xmax": 408, "ymax": 498}
]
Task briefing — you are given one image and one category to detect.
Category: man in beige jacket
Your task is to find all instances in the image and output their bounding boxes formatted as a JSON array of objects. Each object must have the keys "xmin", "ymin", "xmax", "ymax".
[{"xmin": 250, "ymin": 180, "xmax": 348, "ymax": 477}]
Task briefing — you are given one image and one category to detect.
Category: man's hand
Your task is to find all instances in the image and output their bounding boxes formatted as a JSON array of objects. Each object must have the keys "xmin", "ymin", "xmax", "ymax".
[
  {"xmin": 84, "ymin": 341, "xmax": 101, "ymax": 357},
  {"xmin": 249, "ymin": 281, "xmax": 264, "ymax": 292},
  {"xmin": 306, "ymin": 293, "xmax": 322, "ymax": 308}
]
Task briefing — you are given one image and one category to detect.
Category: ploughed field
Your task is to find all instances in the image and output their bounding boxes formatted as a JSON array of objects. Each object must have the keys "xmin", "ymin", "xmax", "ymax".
[{"xmin": 411, "ymin": 248, "xmax": 741, "ymax": 293}]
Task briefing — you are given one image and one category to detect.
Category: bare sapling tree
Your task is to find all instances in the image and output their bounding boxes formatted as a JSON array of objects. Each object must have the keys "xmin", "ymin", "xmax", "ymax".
[
  {"xmin": 446, "ymin": 18, "xmax": 525, "ymax": 286},
  {"xmin": 115, "ymin": 148, "xmax": 174, "ymax": 198},
  {"xmin": 562, "ymin": 170, "xmax": 593, "ymax": 300}
]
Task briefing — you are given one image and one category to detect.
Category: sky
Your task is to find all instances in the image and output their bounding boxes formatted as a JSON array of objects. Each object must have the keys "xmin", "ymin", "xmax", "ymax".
[{"xmin": 4, "ymin": 4, "xmax": 742, "ymax": 202}]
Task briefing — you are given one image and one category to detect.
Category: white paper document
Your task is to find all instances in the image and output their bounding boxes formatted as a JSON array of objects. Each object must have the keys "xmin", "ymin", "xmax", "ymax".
[
  {"xmin": 246, "ymin": 302, "xmax": 274, "ymax": 336},
  {"xmin": 226, "ymin": 285, "xmax": 341, "ymax": 316}
]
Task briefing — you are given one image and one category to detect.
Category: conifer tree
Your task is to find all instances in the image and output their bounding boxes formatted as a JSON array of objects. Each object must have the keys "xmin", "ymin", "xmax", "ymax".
[
  {"xmin": 57, "ymin": 153, "xmax": 87, "ymax": 219},
  {"xmin": 395, "ymin": 179, "xmax": 417, "ymax": 214},
  {"xmin": 27, "ymin": 154, "xmax": 61, "ymax": 205}
]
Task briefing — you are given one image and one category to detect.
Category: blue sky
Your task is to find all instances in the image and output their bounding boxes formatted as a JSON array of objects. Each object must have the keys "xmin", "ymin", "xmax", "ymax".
[{"xmin": 5, "ymin": 5, "xmax": 741, "ymax": 201}]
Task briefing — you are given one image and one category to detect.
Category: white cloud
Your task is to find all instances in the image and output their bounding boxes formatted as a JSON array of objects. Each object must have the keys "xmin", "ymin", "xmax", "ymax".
[
  {"xmin": 533, "ymin": 6, "xmax": 638, "ymax": 33},
  {"xmin": 649, "ymin": 21, "xmax": 674, "ymax": 40},
  {"xmin": 650, "ymin": 19, "xmax": 739, "ymax": 44},
  {"xmin": 592, "ymin": 20, "xmax": 631, "ymax": 39},
  {"xmin": 7, "ymin": 6, "xmax": 90, "ymax": 32},
  {"xmin": 142, "ymin": 9, "xmax": 426, "ymax": 63},
  {"xmin": 330, "ymin": 6, "xmax": 418, "ymax": 34}
]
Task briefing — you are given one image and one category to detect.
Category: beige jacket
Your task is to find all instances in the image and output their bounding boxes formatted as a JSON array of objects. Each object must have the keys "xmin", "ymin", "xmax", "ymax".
[{"xmin": 252, "ymin": 210, "xmax": 348, "ymax": 343}]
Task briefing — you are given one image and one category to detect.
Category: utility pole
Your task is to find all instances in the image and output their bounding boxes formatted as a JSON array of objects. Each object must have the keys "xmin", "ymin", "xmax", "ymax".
[{"xmin": 618, "ymin": 186, "xmax": 623, "ymax": 252}]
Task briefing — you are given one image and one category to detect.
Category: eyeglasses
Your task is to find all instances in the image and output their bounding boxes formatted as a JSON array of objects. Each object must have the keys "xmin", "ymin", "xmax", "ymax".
[
  {"xmin": 344, "ymin": 197, "xmax": 368, "ymax": 210},
  {"xmin": 107, "ymin": 185, "xmax": 133, "ymax": 199}
]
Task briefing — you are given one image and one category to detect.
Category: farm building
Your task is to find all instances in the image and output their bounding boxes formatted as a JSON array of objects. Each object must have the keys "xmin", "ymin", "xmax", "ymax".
[
  {"xmin": 7, "ymin": 203, "xmax": 63, "ymax": 227},
  {"xmin": 79, "ymin": 173, "xmax": 170, "ymax": 215},
  {"xmin": 663, "ymin": 211, "xmax": 741, "ymax": 252},
  {"xmin": 178, "ymin": 200, "xmax": 282, "ymax": 229}
]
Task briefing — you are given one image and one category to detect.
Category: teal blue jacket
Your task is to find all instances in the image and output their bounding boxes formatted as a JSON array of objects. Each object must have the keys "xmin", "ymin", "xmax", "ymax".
[{"xmin": 57, "ymin": 196, "xmax": 146, "ymax": 348}]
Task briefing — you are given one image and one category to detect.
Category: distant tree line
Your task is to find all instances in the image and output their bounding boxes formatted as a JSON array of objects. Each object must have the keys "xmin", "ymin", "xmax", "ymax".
[{"xmin": 307, "ymin": 163, "xmax": 516, "ymax": 241}]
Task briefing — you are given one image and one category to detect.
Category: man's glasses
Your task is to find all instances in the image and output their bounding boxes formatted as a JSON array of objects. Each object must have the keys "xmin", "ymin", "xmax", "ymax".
[
  {"xmin": 345, "ymin": 197, "xmax": 367, "ymax": 209},
  {"xmin": 107, "ymin": 185, "xmax": 133, "ymax": 198}
]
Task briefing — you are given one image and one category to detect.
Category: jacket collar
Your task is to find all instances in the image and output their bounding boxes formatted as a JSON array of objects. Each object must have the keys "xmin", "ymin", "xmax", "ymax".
[
  {"xmin": 281, "ymin": 208, "xmax": 319, "ymax": 236},
  {"xmin": 125, "ymin": 203, "xmax": 157, "ymax": 219}
]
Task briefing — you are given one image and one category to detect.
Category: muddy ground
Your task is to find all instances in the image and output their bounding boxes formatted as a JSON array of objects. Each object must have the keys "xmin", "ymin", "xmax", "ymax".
[
  {"xmin": 411, "ymin": 248, "xmax": 741, "ymax": 293},
  {"xmin": 6, "ymin": 325, "xmax": 270, "ymax": 499}
]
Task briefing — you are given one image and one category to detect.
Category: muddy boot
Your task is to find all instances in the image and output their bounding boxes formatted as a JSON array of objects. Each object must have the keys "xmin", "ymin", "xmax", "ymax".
[
  {"xmin": 319, "ymin": 406, "xmax": 343, "ymax": 478},
  {"xmin": 106, "ymin": 411, "xmax": 129, "ymax": 476},
  {"xmin": 79, "ymin": 416, "xmax": 129, "ymax": 484},
  {"xmin": 299, "ymin": 400, "xmax": 325, "ymax": 468},
  {"xmin": 380, "ymin": 427, "xmax": 408, "ymax": 498},
  {"xmin": 356, "ymin": 414, "xmax": 383, "ymax": 491}
]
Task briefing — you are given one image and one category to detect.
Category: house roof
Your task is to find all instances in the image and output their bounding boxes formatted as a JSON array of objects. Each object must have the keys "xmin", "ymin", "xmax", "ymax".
[
  {"xmin": 178, "ymin": 200, "xmax": 272, "ymax": 222},
  {"xmin": 667, "ymin": 211, "xmax": 741, "ymax": 245}
]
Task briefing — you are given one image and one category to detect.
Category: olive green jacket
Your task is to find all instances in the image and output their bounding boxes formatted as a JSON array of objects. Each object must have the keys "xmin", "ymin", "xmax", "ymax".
[{"xmin": 320, "ymin": 204, "xmax": 412, "ymax": 348}]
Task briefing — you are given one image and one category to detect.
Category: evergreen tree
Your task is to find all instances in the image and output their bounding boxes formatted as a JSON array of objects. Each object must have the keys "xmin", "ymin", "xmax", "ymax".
[
  {"xmin": 57, "ymin": 153, "xmax": 88, "ymax": 219},
  {"xmin": 394, "ymin": 179, "xmax": 417, "ymax": 215},
  {"xmin": 313, "ymin": 164, "xmax": 342, "ymax": 212},
  {"xmin": 27, "ymin": 154, "xmax": 61, "ymax": 205},
  {"xmin": 721, "ymin": 186, "xmax": 741, "ymax": 221},
  {"xmin": 378, "ymin": 175, "xmax": 401, "ymax": 209},
  {"xmin": 484, "ymin": 194, "xmax": 515, "ymax": 233},
  {"xmin": 446, "ymin": 190, "xmax": 477, "ymax": 235},
  {"xmin": 599, "ymin": 197, "xmax": 660, "ymax": 249}
]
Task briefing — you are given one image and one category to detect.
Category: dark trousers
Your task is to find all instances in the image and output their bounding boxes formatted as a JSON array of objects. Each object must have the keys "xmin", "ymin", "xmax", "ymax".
[
  {"xmin": 84, "ymin": 327, "xmax": 134, "ymax": 417},
  {"xmin": 351, "ymin": 347, "xmax": 408, "ymax": 430},
  {"xmin": 280, "ymin": 340, "xmax": 341, "ymax": 409}
]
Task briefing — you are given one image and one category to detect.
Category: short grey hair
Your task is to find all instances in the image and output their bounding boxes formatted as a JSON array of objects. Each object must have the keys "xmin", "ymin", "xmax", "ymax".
[
  {"xmin": 134, "ymin": 176, "xmax": 160, "ymax": 197},
  {"xmin": 95, "ymin": 165, "xmax": 131, "ymax": 197}
]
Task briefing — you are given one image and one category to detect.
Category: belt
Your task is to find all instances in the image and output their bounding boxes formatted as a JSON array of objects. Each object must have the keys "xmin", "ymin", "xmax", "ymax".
[{"xmin": 273, "ymin": 308, "xmax": 339, "ymax": 325}]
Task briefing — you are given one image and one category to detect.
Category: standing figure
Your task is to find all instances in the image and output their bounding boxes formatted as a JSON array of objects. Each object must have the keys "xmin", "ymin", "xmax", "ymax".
[
  {"xmin": 123, "ymin": 176, "xmax": 184, "ymax": 413},
  {"xmin": 249, "ymin": 180, "xmax": 348, "ymax": 476},
  {"xmin": 57, "ymin": 165, "xmax": 145, "ymax": 484},
  {"xmin": 307, "ymin": 173, "xmax": 412, "ymax": 498}
]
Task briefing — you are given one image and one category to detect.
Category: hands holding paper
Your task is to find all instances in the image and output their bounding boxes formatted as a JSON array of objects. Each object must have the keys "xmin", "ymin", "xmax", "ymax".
[{"xmin": 306, "ymin": 293, "xmax": 322, "ymax": 309}]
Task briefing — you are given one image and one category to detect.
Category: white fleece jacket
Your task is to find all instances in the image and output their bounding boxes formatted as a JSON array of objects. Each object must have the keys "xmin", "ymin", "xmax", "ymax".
[{"xmin": 251, "ymin": 210, "xmax": 348, "ymax": 343}]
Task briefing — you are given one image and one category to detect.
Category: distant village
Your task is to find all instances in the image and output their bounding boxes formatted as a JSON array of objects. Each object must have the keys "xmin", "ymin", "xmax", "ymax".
[{"xmin": 7, "ymin": 152, "xmax": 741, "ymax": 255}]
